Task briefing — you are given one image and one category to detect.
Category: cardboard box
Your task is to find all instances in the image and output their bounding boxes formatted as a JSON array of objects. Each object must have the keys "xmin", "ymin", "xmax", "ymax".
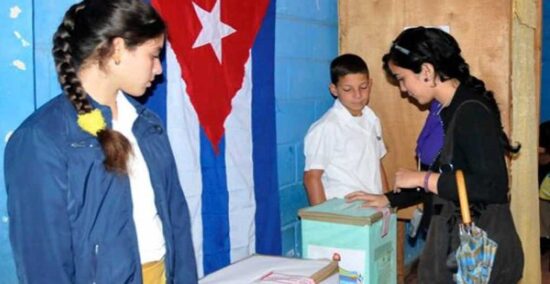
[{"xmin": 299, "ymin": 198, "xmax": 396, "ymax": 284}]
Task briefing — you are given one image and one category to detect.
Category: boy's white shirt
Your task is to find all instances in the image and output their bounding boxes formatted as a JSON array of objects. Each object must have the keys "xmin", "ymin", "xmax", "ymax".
[
  {"xmin": 112, "ymin": 92, "xmax": 166, "ymax": 263},
  {"xmin": 304, "ymin": 99, "xmax": 387, "ymax": 198}
]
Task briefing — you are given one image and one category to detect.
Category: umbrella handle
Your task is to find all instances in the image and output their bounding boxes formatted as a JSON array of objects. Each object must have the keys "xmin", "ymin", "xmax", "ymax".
[{"xmin": 455, "ymin": 170, "xmax": 472, "ymax": 225}]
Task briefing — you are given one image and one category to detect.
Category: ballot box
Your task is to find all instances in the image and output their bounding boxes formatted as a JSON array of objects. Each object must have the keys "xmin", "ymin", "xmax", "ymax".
[{"xmin": 299, "ymin": 198, "xmax": 396, "ymax": 284}]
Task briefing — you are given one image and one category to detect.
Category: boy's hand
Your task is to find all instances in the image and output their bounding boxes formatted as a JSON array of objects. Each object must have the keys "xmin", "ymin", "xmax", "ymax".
[{"xmin": 345, "ymin": 191, "xmax": 389, "ymax": 208}]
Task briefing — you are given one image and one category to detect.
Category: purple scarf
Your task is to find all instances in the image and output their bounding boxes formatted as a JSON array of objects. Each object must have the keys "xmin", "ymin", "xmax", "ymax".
[{"xmin": 416, "ymin": 101, "xmax": 444, "ymax": 166}]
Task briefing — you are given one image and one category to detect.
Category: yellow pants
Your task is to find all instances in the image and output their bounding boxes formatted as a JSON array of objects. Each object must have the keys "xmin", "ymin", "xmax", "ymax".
[{"xmin": 142, "ymin": 260, "xmax": 166, "ymax": 284}]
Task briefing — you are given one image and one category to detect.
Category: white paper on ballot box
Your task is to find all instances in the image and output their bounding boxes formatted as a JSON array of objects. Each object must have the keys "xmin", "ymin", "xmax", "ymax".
[
  {"xmin": 199, "ymin": 254, "xmax": 338, "ymax": 284},
  {"xmin": 307, "ymin": 245, "xmax": 365, "ymax": 277}
]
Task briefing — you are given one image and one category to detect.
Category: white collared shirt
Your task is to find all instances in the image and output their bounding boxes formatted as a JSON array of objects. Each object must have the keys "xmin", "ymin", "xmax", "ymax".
[
  {"xmin": 304, "ymin": 99, "xmax": 387, "ymax": 198},
  {"xmin": 112, "ymin": 92, "xmax": 166, "ymax": 263}
]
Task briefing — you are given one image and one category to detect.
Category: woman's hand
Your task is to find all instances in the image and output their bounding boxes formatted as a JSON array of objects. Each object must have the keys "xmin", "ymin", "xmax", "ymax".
[
  {"xmin": 345, "ymin": 191, "xmax": 390, "ymax": 208},
  {"xmin": 394, "ymin": 168, "xmax": 424, "ymax": 191}
]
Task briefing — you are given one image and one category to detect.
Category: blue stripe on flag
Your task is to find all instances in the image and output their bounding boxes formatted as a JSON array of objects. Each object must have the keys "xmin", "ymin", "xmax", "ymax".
[
  {"xmin": 200, "ymin": 129, "xmax": 230, "ymax": 274},
  {"xmin": 252, "ymin": 0, "xmax": 281, "ymax": 255}
]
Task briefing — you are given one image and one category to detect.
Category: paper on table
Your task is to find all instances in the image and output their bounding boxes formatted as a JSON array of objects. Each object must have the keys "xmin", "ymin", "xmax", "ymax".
[
  {"xmin": 199, "ymin": 254, "xmax": 338, "ymax": 284},
  {"xmin": 255, "ymin": 272, "xmax": 315, "ymax": 284}
]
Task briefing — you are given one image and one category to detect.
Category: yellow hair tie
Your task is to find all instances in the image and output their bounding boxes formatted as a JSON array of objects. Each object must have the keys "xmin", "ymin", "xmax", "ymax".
[{"xmin": 77, "ymin": 109, "xmax": 106, "ymax": 136}]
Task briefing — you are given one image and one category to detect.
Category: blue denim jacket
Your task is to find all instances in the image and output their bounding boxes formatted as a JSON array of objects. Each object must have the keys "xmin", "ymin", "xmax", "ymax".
[{"xmin": 4, "ymin": 94, "xmax": 197, "ymax": 283}]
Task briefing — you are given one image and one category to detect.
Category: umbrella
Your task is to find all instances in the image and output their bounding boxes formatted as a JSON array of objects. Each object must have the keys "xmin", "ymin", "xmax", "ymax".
[{"xmin": 453, "ymin": 170, "xmax": 498, "ymax": 284}]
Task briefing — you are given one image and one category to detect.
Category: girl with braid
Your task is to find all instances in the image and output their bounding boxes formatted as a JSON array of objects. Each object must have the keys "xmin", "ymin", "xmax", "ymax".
[
  {"xmin": 4, "ymin": 0, "xmax": 197, "ymax": 283},
  {"xmin": 345, "ymin": 27, "xmax": 524, "ymax": 283}
]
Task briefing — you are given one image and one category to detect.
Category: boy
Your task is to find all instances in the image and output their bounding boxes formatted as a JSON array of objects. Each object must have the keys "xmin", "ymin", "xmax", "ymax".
[{"xmin": 304, "ymin": 54, "xmax": 388, "ymax": 205}]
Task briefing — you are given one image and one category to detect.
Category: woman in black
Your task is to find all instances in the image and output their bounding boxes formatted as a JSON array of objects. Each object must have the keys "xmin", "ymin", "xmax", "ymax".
[{"xmin": 345, "ymin": 26, "xmax": 524, "ymax": 283}]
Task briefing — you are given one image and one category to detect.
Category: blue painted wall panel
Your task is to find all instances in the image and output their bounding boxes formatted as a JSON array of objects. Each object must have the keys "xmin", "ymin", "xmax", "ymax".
[
  {"xmin": 34, "ymin": 1, "xmax": 75, "ymax": 106},
  {"xmin": 314, "ymin": 98, "xmax": 335, "ymax": 118},
  {"xmin": 294, "ymin": 221, "xmax": 302, "ymax": 257},
  {"xmin": 276, "ymin": 19, "xmax": 338, "ymax": 60},
  {"xmin": 296, "ymin": 143, "xmax": 305, "ymax": 183},
  {"xmin": 280, "ymin": 222, "xmax": 296, "ymax": 256},
  {"xmin": 277, "ymin": 144, "xmax": 297, "ymax": 187},
  {"xmin": 274, "ymin": 0, "xmax": 338, "ymax": 257},
  {"xmin": 275, "ymin": 100, "xmax": 317, "ymax": 144},
  {"xmin": 275, "ymin": 58, "xmax": 333, "ymax": 100},
  {"xmin": 0, "ymin": 1, "xmax": 34, "ymax": 282},
  {"xmin": 0, "ymin": 1, "xmax": 35, "ymax": 128},
  {"xmin": 0, "ymin": 1, "xmax": 78, "ymax": 282},
  {"xmin": 279, "ymin": 184, "xmax": 309, "ymax": 227},
  {"xmin": 276, "ymin": 0, "xmax": 337, "ymax": 23}
]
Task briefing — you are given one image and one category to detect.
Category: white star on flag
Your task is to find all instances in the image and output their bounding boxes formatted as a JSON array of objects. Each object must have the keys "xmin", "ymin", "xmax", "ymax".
[{"xmin": 192, "ymin": 0, "xmax": 236, "ymax": 63}]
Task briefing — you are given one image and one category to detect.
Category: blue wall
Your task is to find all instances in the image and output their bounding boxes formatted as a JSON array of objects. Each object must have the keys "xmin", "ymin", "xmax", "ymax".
[
  {"xmin": 0, "ymin": 1, "xmax": 75, "ymax": 282},
  {"xmin": 0, "ymin": 0, "xmax": 74, "ymax": 284},
  {"xmin": 274, "ymin": 0, "xmax": 338, "ymax": 257},
  {"xmin": 0, "ymin": 2, "xmax": 32, "ymax": 282}
]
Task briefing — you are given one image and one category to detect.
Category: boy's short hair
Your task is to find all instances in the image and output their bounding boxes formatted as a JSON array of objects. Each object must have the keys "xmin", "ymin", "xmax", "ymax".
[{"xmin": 330, "ymin": 53, "xmax": 370, "ymax": 84}]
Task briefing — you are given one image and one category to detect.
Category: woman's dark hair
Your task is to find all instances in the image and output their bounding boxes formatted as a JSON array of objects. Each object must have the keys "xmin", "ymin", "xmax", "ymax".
[
  {"xmin": 541, "ymin": 121, "xmax": 550, "ymax": 151},
  {"xmin": 330, "ymin": 53, "xmax": 370, "ymax": 84},
  {"xmin": 52, "ymin": 0, "xmax": 166, "ymax": 173},
  {"xmin": 382, "ymin": 26, "xmax": 519, "ymax": 154}
]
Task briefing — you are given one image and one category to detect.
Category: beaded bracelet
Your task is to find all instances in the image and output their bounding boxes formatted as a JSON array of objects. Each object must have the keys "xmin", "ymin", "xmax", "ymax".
[{"xmin": 423, "ymin": 171, "xmax": 432, "ymax": 192}]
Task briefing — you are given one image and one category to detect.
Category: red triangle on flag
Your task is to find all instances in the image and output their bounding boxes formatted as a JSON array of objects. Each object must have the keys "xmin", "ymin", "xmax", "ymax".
[{"xmin": 153, "ymin": 0, "xmax": 270, "ymax": 153}]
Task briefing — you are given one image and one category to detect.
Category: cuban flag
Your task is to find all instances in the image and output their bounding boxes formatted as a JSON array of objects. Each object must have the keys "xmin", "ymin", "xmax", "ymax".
[{"xmin": 149, "ymin": 0, "xmax": 280, "ymax": 277}]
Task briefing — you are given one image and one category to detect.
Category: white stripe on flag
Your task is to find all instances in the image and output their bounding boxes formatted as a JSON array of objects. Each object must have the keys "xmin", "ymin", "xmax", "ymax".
[
  {"xmin": 165, "ymin": 43, "xmax": 205, "ymax": 277},
  {"xmin": 166, "ymin": 44, "xmax": 258, "ymax": 277},
  {"xmin": 224, "ymin": 55, "xmax": 256, "ymax": 262}
]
